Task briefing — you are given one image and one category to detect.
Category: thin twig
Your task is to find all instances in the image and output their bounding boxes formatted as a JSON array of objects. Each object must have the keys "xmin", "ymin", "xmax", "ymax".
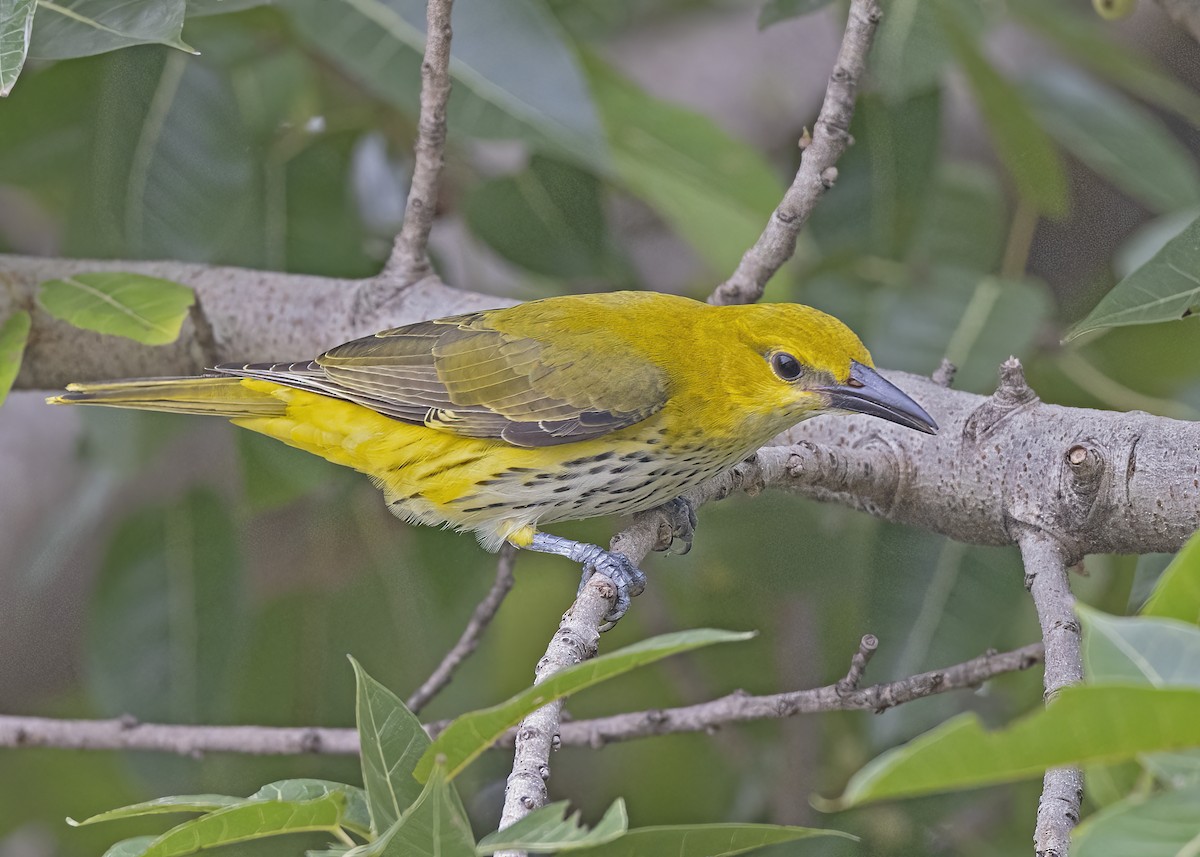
[
  {"xmin": 0, "ymin": 642, "xmax": 1042, "ymax": 757},
  {"xmin": 495, "ymin": 574, "xmax": 615, "ymax": 852},
  {"xmin": 406, "ymin": 545, "xmax": 518, "ymax": 714},
  {"xmin": 1020, "ymin": 531, "xmax": 1083, "ymax": 857},
  {"xmin": 384, "ymin": 0, "xmax": 455, "ymax": 282},
  {"xmin": 708, "ymin": 0, "xmax": 883, "ymax": 306}
]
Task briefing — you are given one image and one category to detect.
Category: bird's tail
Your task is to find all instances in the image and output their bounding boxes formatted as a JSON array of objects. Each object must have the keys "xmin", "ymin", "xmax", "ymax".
[{"xmin": 46, "ymin": 377, "xmax": 286, "ymax": 419}]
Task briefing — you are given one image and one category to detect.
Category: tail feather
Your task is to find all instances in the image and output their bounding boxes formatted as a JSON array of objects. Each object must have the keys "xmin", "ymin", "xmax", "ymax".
[{"xmin": 46, "ymin": 377, "xmax": 286, "ymax": 419}]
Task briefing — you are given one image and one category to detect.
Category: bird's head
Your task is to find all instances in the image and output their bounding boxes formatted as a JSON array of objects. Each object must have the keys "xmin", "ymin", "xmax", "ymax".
[{"xmin": 715, "ymin": 303, "xmax": 938, "ymax": 438}]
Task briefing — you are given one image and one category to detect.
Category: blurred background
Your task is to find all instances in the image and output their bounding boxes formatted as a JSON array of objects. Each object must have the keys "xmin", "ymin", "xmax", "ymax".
[{"xmin": 1, "ymin": 0, "xmax": 1197, "ymax": 853}]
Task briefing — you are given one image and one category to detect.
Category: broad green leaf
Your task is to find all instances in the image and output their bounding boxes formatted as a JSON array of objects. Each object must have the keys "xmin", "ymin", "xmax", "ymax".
[
  {"xmin": 418, "ymin": 628, "xmax": 754, "ymax": 781},
  {"xmin": 1142, "ymin": 531, "xmax": 1200, "ymax": 625},
  {"xmin": 0, "ymin": 0, "xmax": 35, "ymax": 96},
  {"xmin": 71, "ymin": 50, "xmax": 264, "ymax": 264},
  {"xmin": 132, "ymin": 795, "xmax": 353, "ymax": 857},
  {"xmin": 1115, "ymin": 208, "xmax": 1200, "ymax": 280},
  {"xmin": 912, "ymin": 162, "xmax": 1006, "ymax": 272},
  {"xmin": 28, "ymin": 0, "xmax": 194, "ymax": 59},
  {"xmin": 1073, "ymin": 785, "xmax": 1200, "ymax": 857},
  {"xmin": 69, "ymin": 795, "xmax": 241, "ymax": 826},
  {"xmin": 103, "ymin": 837, "xmax": 158, "ymax": 857},
  {"xmin": 581, "ymin": 53, "xmax": 781, "ymax": 277},
  {"xmin": 1009, "ymin": 0, "xmax": 1200, "ymax": 129},
  {"xmin": 37, "ymin": 273, "xmax": 194, "ymax": 345},
  {"xmin": 287, "ymin": 0, "xmax": 605, "ymax": 168},
  {"xmin": 349, "ymin": 765, "xmax": 475, "ymax": 857},
  {"xmin": 185, "ymin": 0, "xmax": 272, "ymax": 15},
  {"xmin": 837, "ymin": 685, "xmax": 1200, "ymax": 806},
  {"xmin": 1067, "ymin": 213, "xmax": 1200, "ymax": 340},
  {"xmin": 1081, "ymin": 607, "xmax": 1200, "ymax": 687},
  {"xmin": 934, "ymin": 0, "xmax": 1067, "ymax": 218},
  {"xmin": 351, "ymin": 657, "xmax": 437, "ymax": 834},
  {"xmin": 0, "ymin": 310, "xmax": 30, "ymax": 407},
  {"xmin": 252, "ymin": 781, "xmax": 372, "ymax": 838},
  {"xmin": 758, "ymin": 0, "xmax": 835, "ymax": 29},
  {"xmin": 567, "ymin": 824, "xmax": 856, "ymax": 857},
  {"xmin": 86, "ymin": 489, "xmax": 244, "ymax": 726},
  {"xmin": 870, "ymin": 0, "xmax": 952, "ymax": 104},
  {"xmin": 464, "ymin": 155, "xmax": 628, "ymax": 281},
  {"xmin": 1021, "ymin": 71, "xmax": 1200, "ymax": 214},
  {"xmin": 476, "ymin": 799, "xmax": 627, "ymax": 854},
  {"xmin": 1080, "ymin": 607, "xmax": 1200, "ymax": 785}
]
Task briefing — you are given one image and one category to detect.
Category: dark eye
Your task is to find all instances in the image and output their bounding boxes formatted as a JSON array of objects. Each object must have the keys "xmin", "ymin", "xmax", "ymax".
[{"xmin": 770, "ymin": 352, "xmax": 804, "ymax": 381}]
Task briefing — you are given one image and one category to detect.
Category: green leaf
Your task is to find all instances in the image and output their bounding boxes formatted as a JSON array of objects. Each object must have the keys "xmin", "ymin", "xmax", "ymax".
[
  {"xmin": 70, "ymin": 796, "xmax": 242, "ymax": 826},
  {"xmin": 911, "ymin": 162, "xmax": 1007, "ymax": 271},
  {"xmin": 37, "ymin": 272, "xmax": 195, "ymax": 345},
  {"xmin": 131, "ymin": 795, "xmax": 354, "ymax": 857},
  {"xmin": 251, "ymin": 781, "xmax": 372, "ymax": 838},
  {"xmin": 350, "ymin": 765, "xmax": 475, "ymax": 857},
  {"xmin": 287, "ymin": 0, "xmax": 605, "ymax": 168},
  {"xmin": 1021, "ymin": 71, "xmax": 1200, "ymax": 214},
  {"xmin": 86, "ymin": 489, "xmax": 244, "ymax": 726},
  {"xmin": 1142, "ymin": 531, "xmax": 1200, "ymax": 625},
  {"xmin": 0, "ymin": 310, "xmax": 30, "ymax": 407},
  {"xmin": 1067, "ymin": 213, "xmax": 1200, "ymax": 340},
  {"xmin": 71, "ymin": 50, "xmax": 264, "ymax": 263},
  {"xmin": 837, "ymin": 685, "xmax": 1200, "ymax": 806},
  {"xmin": 476, "ymin": 799, "xmax": 627, "ymax": 854},
  {"xmin": 758, "ymin": 0, "xmax": 835, "ymax": 30},
  {"xmin": 28, "ymin": 0, "xmax": 195, "ymax": 59},
  {"xmin": 418, "ymin": 628, "xmax": 754, "ymax": 781},
  {"xmin": 1009, "ymin": 0, "xmax": 1200, "ymax": 129},
  {"xmin": 464, "ymin": 155, "xmax": 628, "ymax": 281},
  {"xmin": 870, "ymin": 0, "xmax": 953, "ymax": 104},
  {"xmin": 1073, "ymin": 785, "xmax": 1200, "ymax": 857},
  {"xmin": 567, "ymin": 824, "xmax": 856, "ymax": 857},
  {"xmin": 236, "ymin": 432, "xmax": 341, "ymax": 512},
  {"xmin": 934, "ymin": 0, "xmax": 1067, "ymax": 218},
  {"xmin": 581, "ymin": 52, "xmax": 782, "ymax": 277},
  {"xmin": 350, "ymin": 657, "xmax": 438, "ymax": 834},
  {"xmin": 0, "ymin": 0, "xmax": 35, "ymax": 96},
  {"xmin": 102, "ymin": 837, "xmax": 158, "ymax": 857},
  {"xmin": 1081, "ymin": 607, "xmax": 1200, "ymax": 687},
  {"xmin": 185, "ymin": 0, "xmax": 271, "ymax": 15}
]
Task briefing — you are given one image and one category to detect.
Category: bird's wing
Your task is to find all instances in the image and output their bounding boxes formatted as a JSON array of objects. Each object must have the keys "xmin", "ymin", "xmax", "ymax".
[{"xmin": 215, "ymin": 312, "xmax": 669, "ymax": 447}]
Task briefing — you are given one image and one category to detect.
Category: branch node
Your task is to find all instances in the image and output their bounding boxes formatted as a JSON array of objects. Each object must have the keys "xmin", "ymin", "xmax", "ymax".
[
  {"xmin": 820, "ymin": 167, "xmax": 839, "ymax": 188},
  {"xmin": 931, "ymin": 358, "xmax": 957, "ymax": 388}
]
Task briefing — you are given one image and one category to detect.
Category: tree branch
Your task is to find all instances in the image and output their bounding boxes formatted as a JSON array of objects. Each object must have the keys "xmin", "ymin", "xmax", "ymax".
[
  {"xmin": 0, "ymin": 642, "xmax": 1042, "ymax": 756},
  {"xmin": 708, "ymin": 0, "xmax": 882, "ymax": 306},
  {"xmin": 406, "ymin": 545, "xmax": 517, "ymax": 715},
  {"xmin": 384, "ymin": 0, "xmax": 455, "ymax": 282},
  {"xmin": 1020, "ymin": 532, "xmax": 1083, "ymax": 857},
  {"xmin": 1154, "ymin": 0, "xmax": 1200, "ymax": 44},
  {"xmin": 496, "ymin": 574, "xmax": 615, "ymax": 845}
]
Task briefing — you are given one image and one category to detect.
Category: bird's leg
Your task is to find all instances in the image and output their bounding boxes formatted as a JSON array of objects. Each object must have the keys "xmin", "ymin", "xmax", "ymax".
[
  {"xmin": 658, "ymin": 496, "xmax": 698, "ymax": 555},
  {"xmin": 526, "ymin": 532, "xmax": 646, "ymax": 626}
]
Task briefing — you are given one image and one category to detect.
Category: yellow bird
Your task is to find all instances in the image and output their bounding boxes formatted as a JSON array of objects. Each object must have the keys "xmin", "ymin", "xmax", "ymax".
[{"xmin": 48, "ymin": 291, "xmax": 936, "ymax": 621}]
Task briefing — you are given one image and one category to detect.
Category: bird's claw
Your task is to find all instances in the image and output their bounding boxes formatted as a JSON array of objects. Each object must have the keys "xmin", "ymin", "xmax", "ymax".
[
  {"xmin": 658, "ymin": 497, "xmax": 697, "ymax": 555},
  {"xmin": 578, "ymin": 550, "xmax": 646, "ymax": 628}
]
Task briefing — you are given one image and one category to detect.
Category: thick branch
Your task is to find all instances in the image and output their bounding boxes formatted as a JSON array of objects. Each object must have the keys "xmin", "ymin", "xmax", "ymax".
[
  {"xmin": 1, "ymin": 255, "xmax": 507, "ymax": 387},
  {"xmin": 497, "ymin": 574, "xmax": 614, "ymax": 844},
  {"xmin": 384, "ymin": 0, "xmax": 455, "ymax": 281},
  {"xmin": 1154, "ymin": 0, "xmax": 1200, "ymax": 43},
  {"xmin": 406, "ymin": 545, "xmax": 517, "ymax": 714},
  {"xmin": 1021, "ymin": 533, "xmax": 1083, "ymax": 857},
  {"xmin": 0, "ymin": 642, "xmax": 1041, "ymax": 756},
  {"xmin": 709, "ymin": 0, "xmax": 882, "ymax": 306}
]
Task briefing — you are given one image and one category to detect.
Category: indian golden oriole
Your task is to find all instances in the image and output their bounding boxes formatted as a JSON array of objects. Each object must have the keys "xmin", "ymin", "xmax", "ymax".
[{"xmin": 48, "ymin": 290, "xmax": 937, "ymax": 621}]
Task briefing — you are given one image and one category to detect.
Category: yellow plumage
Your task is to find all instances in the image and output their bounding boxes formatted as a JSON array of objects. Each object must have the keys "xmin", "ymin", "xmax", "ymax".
[{"xmin": 49, "ymin": 291, "xmax": 936, "ymax": 618}]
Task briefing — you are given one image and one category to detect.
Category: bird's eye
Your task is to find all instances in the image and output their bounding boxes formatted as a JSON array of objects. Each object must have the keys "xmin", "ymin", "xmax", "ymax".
[{"xmin": 769, "ymin": 352, "xmax": 804, "ymax": 382}]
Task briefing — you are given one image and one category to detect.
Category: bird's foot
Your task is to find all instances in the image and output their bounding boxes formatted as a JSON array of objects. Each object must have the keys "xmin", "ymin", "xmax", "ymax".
[
  {"xmin": 657, "ymin": 497, "xmax": 697, "ymax": 555},
  {"xmin": 527, "ymin": 532, "xmax": 645, "ymax": 628}
]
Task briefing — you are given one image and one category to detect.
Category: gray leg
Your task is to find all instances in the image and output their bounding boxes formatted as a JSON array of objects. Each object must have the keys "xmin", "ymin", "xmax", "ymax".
[
  {"xmin": 660, "ymin": 497, "xmax": 698, "ymax": 555},
  {"xmin": 526, "ymin": 532, "xmax": 646, "ymax": 625}
]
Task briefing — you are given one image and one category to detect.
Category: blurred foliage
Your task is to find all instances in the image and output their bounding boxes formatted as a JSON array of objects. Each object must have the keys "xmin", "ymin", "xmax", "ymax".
[{"xmin": 3, "ymin": 0, "xmax": 1200, "ymax": 854}]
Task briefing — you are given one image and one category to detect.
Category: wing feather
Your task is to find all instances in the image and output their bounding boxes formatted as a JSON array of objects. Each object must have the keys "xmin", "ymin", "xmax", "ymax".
[{"xmin": 214, "ymin": 310, "xmax": 668, "ymax": 447}]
